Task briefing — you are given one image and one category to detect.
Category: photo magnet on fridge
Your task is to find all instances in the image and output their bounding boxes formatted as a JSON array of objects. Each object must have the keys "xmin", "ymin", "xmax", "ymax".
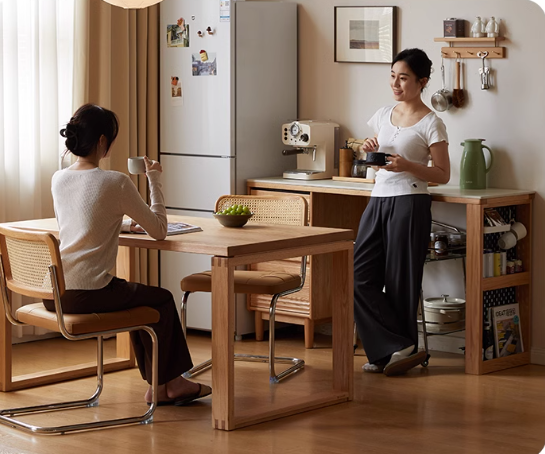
[
  {"xmin": 192, "ymin": 52, "xmax": 217, "ymax": 76},
  {"xmin": 170, "ymin": 76, "xmax": 183, "ymax": 105},
  {"xmin": 167, "ymin": 17, "xmax": 189, "ymax": 47}
]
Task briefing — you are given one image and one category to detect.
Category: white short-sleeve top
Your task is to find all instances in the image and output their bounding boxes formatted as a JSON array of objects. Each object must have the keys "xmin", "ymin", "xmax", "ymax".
[{"xmin": 367, "ymin": 105, "xmax": 448, "ymax": 197}]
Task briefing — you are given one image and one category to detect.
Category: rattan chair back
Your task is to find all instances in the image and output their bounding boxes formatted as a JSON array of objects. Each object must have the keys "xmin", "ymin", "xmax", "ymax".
[
  {"xmin": 215, "ymin": 195, "xmax": 308, "ymax": 226},
  {"xmin": 0, "ymin": 226, "xmax": 63, "ymax": 302}
]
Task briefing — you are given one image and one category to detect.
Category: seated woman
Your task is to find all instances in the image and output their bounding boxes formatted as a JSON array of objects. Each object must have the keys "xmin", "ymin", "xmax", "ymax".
[{"xmin": 49, "ymin": 103, "xmax": 210, "ymax": 405}]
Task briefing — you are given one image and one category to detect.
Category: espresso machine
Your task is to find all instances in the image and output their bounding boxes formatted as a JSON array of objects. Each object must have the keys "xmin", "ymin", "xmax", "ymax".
[{"xmin": 282, "ymin": 120, "xmax": 339, "ymax": 180}]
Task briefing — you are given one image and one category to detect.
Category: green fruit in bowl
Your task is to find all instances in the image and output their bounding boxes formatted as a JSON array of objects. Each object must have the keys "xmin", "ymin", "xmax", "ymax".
[{"xmin": 216, "ymin": 204, "xmax": 251, "ymax": 216}]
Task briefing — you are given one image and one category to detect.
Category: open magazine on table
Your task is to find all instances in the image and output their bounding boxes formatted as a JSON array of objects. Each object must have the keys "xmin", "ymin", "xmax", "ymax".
[{"xmin": 132, "ymin": 222, "xmax": 202, "ymax": 236}]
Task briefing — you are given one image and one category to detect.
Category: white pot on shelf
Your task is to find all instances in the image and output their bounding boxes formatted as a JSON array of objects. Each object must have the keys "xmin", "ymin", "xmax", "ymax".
[{"xmin": 423, "ymin": 294, "xmax": 466, "ymax": 332}]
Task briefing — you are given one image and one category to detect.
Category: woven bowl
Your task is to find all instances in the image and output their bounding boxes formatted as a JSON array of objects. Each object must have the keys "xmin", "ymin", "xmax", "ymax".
[{"xmin": 213, "ymin": 213, "xmax": 253, "ymax": 228}]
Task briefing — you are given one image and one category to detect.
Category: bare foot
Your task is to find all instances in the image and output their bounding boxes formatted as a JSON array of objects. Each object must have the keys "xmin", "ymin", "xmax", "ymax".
[
  {"xmin": 165, "ymin": 376, "xmax": 200, "ymax": 399},
  {"xmin": 144, "ymin": 384, "xmax": 168, "ymax": 403},
  {"xmin": 144, "ymin": 376, "xmax": 200, "ymax": 403}
]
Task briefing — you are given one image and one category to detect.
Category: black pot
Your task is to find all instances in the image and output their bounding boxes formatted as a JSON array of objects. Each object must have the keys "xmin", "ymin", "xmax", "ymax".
[{"xmin": 364, "ymin": 152, "xmax": 392, "ymax": 166}]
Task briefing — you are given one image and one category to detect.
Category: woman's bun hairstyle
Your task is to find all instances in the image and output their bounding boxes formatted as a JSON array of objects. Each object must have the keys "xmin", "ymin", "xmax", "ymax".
[
  {"xmin": 60, "ymin": 104, "xmax": 119, "ymax": 157},
  {"xmin": 60, "ymin": 123, "xmax": 79, "ymax": 153}
]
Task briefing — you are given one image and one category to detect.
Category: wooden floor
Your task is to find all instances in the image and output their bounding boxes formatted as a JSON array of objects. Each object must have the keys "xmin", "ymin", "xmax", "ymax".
[{"xmin": 1, "ymin": 330, "xmax": 545, "ymax": 454}]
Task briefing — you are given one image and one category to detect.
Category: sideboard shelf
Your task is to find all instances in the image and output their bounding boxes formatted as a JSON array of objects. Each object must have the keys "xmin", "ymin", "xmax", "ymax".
[
  {"xmin": 247, "ymin": 178, "xmax": 534, "ymax": 375},
  {"xmin": 482, "ymin": 272, "xmax": 530, "ymax": 291}
]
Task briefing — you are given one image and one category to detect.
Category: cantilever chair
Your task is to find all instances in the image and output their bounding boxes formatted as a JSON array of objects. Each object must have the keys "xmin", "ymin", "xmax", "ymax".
[
  {"xmin": 0, "ymin": 226, "xmax": 160, "ymax": 434},
  {"xmin": 180, "ymin": 194, "xmax": 308, "ymax": 384}
]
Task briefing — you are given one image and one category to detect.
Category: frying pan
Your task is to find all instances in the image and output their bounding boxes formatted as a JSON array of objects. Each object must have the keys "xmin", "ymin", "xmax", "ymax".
[{"xmin": 431, "ymin": 57, "xmax": 452, "ymax": 112}]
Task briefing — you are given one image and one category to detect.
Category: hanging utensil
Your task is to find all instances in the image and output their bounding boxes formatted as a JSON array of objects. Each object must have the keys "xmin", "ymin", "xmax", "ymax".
[
  {"xmin": 431, "ymin": 56, "xmax": 453, "ymax": 112},
  {"xmin": 478, "ymin": 51, "xmax": 490, "ymax": 90},
  {"xmin": 452, "ymin": 53, "xmax": 465, "ymax": 108}
]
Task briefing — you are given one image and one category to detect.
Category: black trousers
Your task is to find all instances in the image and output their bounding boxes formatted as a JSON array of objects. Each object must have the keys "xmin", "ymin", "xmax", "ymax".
[
  {"xmin": 354, "ymin": 194, "xmax": 431, "ymax": 364},
  {"xmin": 44, "ymin": 277, "xmax": 193, "ymax": 385}
]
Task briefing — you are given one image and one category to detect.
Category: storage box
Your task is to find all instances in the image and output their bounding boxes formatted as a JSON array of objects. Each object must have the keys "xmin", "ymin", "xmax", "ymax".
[{"xmin": 443, "ymin": 18, "xmax": 465, "ymax": 37}]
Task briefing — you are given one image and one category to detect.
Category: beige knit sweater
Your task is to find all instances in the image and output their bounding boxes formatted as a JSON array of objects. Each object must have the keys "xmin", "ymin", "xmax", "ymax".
[{"xmin": 51, "ymin": 168, "xmax": 167, "ymax": 290}]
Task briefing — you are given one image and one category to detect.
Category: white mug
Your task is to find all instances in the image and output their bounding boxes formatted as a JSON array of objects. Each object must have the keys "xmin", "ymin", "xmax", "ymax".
[
  {"xmin": 366, "ymin": 167, "xmax": 376, "ymax": 180},
  {"xmin": 128, "ymin": 157, "xmax": 146, "ymax": 174},
  {"xmin": 510, "ymin": 221, "xmax": 527, "ymax": 241},
  {"xmin": 498, "ymin": 231, "xmax": 517, "ymax": 250}
]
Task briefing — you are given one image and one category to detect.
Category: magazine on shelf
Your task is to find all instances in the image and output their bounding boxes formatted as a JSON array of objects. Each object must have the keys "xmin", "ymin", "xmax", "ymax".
[
  {"xmin": 492, "ymin": 303, "xmax": 524, "ymax": 358},
  {"xmin": 133, "ymin": 222, "xmax": 202, "ymax": 236}
]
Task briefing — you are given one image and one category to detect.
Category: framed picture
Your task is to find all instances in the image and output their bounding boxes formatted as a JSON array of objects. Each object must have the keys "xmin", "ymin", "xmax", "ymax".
[{"xmin": 334, "ymin": 6, "xmax": 397, "ymax": 63}]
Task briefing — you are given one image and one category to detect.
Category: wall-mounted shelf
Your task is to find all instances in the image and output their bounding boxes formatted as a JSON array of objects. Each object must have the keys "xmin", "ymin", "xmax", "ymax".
[{"xmin": 434, "ymin": 37, "xmax": 506, "ymax": 59}]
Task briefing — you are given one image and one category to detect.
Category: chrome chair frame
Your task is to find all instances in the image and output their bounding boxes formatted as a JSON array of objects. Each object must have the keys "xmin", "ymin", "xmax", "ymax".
[
  {"xmin": 0, "ymin": 228, "xmax": 158, "ymax": 434},
  {"xmin": 181, "ymin": 255, "xmax": 307, "ymax": 384}
]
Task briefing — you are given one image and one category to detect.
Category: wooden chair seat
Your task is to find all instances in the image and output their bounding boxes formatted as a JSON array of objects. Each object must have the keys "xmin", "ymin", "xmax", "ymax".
[
  {"xmin": 181, "ymin": 270, "xmax": 301, "ymax": 295},
  {"xmin": 16, "ymin": 303, "xmax": 159, "ymax": 336}
]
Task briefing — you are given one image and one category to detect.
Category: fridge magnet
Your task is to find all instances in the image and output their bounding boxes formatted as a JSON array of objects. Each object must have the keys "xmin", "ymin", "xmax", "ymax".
[
  {"xmin": 334, "ymin": 6, "xmax": 397, "ymax": 63},
  {"xmin": 167, "ymin": 17, "xmax": 189, "ymax": 48},
  {"xmin": 170, "ymin": 76, "xmax": 183, "ymax": 105},
  {"xmin": 220, "ymin": 0, "xmax": 230, "ymax": 22},
  {"xmin": 192, "ymin": 52, "xmax": 217, "ymax": 76}
]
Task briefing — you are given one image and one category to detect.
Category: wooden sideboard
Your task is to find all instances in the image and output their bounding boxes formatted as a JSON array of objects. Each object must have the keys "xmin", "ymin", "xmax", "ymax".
[{"xmin": 247, "ymin": 177, "xmax": 535, "ymax": 375}]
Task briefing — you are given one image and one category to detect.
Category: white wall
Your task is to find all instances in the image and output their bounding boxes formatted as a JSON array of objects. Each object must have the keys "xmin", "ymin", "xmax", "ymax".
[{"xmin": 257, "ymin": 0, "xmax": 545, "ymax": 361}]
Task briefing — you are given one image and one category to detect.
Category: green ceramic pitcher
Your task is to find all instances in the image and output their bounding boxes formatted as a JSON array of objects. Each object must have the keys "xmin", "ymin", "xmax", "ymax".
[{"xmin": 459, "ymin": 139, "xmax": 493, "ymax": 189}]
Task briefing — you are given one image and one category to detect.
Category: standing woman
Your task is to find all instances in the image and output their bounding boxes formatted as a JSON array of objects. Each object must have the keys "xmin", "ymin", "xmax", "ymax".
[
  {"xmin": 51, "ymin": 104, "xmax": 211, "ymax": 404},
  {"xmin": 354, "ymin": 49, "xmax": 450, "ymax": 376}
]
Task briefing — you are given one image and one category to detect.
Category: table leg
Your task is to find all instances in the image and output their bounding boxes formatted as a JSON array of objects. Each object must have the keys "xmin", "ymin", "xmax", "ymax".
[
  {"xmin": 331, "ymin": 247, "xmax": 354, "ymax": 397},
  {"xmin": 115, "ymin": 246, "xmax": 136, "ymax": 365},
  {"xmin": 0, "ymin": 294, "xmax": 12, "ymax": 391},
  {"xmin": 211, "ymin": 256, "xmax": 235, "ymax": 430}
]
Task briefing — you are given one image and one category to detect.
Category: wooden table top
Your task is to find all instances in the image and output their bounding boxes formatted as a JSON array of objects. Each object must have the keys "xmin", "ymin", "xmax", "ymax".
[
  {"xmin": 1, "ymin": 216, "xmax": 354, "ymax": 258},
  {"xmin": 247, "ymin": 178, "xmax": 536, "ymax": 205}
]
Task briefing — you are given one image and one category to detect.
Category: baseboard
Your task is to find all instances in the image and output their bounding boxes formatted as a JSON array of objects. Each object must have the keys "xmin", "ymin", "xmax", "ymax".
[{"xmin": 530, "ymin": 348, "xmax": 545, "ymax": 365}]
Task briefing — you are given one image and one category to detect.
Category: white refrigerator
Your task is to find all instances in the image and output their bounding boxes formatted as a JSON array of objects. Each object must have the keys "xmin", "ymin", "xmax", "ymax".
[{"xmin": 159, "ymin": 0, "xmax": 298, "ymax": 334}]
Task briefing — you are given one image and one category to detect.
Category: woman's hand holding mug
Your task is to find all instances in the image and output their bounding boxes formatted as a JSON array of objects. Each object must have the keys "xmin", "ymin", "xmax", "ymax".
[
  {"xmin": 144, "ymin": 156, "xmax": 162, "ymax": 173},
  {"xmin": 128, "ymin": 156, "xmax": 162, "ymax": 174}
]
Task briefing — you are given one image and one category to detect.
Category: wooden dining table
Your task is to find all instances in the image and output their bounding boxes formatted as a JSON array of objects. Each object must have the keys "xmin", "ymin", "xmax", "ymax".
[{"xmin": 0, "ymin": 215, "xmax": 354, "ymax": 430}]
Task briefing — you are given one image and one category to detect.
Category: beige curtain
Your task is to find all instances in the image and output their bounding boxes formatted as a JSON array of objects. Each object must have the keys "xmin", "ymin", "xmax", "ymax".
[
  {"xmin": 1, "ymin": 0, "xmax": 76, "ymax": 340},
  {"xmin": 73, "ymin": 0, "xmax": 160, "ymax": 285}
]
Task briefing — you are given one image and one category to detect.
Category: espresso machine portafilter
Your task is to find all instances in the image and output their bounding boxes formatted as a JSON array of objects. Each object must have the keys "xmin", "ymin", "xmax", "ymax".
[{"xmin": 282, "ymin": 120, "xmax": 339, "ymax": 180}]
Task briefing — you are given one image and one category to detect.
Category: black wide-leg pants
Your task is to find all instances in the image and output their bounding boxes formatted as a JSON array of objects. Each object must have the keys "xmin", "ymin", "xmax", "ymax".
[
  {"xmin": 354, "ymin": 194, "xmax": 431, "ymax": 364},
  {"xmin": 44, "ymin": 277, "xmax": 193, "ymax": 385}
]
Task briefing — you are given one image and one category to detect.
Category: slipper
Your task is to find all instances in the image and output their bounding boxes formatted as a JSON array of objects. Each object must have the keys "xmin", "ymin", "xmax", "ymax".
[
  {"xmin": 383, "ymin": 351, "xmax": 427, "ymax": 377},
  {"xmin": 148, "ymin": 383, "xmax": 212, "ymax": 406},
  {"xmin": 174, "ymin": 383, "xmax": 212, "ymax": 406}
]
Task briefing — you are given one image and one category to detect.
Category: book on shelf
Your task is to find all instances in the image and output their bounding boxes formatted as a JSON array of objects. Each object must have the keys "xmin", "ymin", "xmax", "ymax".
[
  {"xmin": 492, "ymin": 303, "xmax": 524, "ymax": 358},
  {"xmin": 132, "ymin": 222, "xmax": 202, "ymax": 236},
  {"xmin": 484, "ymin": 208, "xmax": 508, "ymax": 227}
]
